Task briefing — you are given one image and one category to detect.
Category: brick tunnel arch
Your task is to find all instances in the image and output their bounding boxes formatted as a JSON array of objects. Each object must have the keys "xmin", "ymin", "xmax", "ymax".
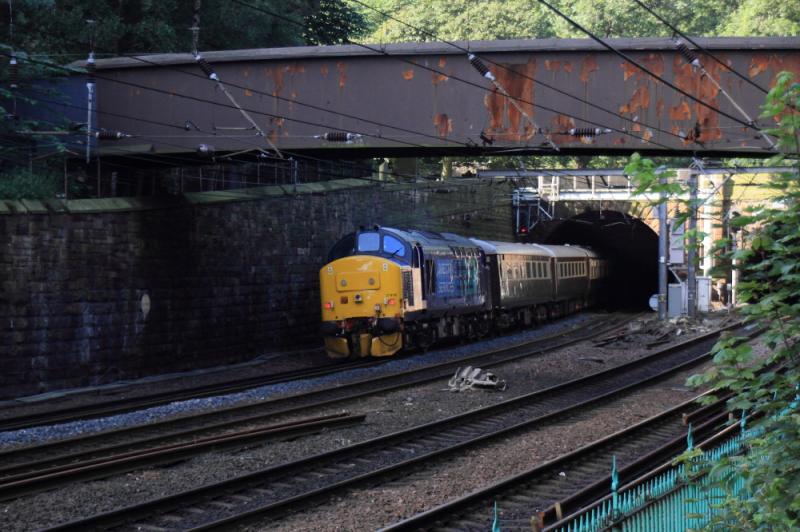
[{"xmin": 536, "ymin": 210, "xmax": 666, "ymax": 310}]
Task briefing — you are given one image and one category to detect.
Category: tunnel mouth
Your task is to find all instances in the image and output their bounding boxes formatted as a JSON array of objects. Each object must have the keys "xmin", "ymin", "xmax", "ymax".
[{"xmin": 532, "ymin": 210, "xmax": 666, "ymax": 311}]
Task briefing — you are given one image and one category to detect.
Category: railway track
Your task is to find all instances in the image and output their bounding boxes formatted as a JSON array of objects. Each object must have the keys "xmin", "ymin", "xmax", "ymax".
[
  {"xmin": 0, "ymin": 314, "xmax": 617, "ymax": 432},
  {"xmin": 0, "ymin": 356, "xmax": 376, "ymax": 432},
  {"xmin": 385, "ymin": 396, "xmax": 734, "ymax": 531},
  {"xmin": 43, "ymin": 322, "xmax": 757, "ymax": 531},
  {"xmin": 0, "ymin": 313, "xmax": 630, "ymax": 501}
]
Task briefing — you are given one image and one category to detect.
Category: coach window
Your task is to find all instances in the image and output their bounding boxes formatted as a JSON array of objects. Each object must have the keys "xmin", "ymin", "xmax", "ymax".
[
  {"xmin": 357, "ymin": 232, "xmax": 380, "ymax": 252},
  {"xmin": 383, "ymin": 235, "xmax": 406, "ymax": 257}
]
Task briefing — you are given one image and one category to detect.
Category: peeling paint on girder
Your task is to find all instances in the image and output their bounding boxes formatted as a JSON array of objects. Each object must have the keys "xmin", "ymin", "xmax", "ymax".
[
  {"xmin": 336, "ymin": 62, "xmax": 347, "ymax": 88},
  {"xmin": 619, "ymin": 86, "xmax": 650, "ymax": 115},
  {"xmin": 483, "ymin": 57, "xmax": 536, "ymax": 141},
  {"xmin": 433, "ymin": 113, "xmax": 453, "ymax": 137},
  {"xmin": 672, "ymin": 54, "xmax": 722, "ymax": 143},
  {"xmin": 580, "ymin": 55, "xmax": 598, "ymax": 82}
]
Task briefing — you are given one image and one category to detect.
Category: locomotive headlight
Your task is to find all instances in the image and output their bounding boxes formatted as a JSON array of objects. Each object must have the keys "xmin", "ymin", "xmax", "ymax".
[
  {"xmin": 354, "ymin": 293, "xmax": 363, "ymax": 303},
  {"xmin": 374, "ymin": 304, "xmax": 381, "ymax": 312}
]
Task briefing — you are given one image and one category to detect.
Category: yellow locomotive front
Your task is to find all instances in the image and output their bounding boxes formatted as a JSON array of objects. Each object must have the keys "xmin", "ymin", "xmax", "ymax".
[{"xmin": 320, "ymin": 255, "xmax": 405, "ymax": 358}]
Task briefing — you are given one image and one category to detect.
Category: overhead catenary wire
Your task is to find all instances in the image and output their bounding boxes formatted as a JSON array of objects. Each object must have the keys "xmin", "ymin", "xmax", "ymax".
[
  {"xmin": 12, "ymin": 109, "xmax": 522, "ymax": 226},
  {"xmin": 11, "ymin": 88, "xmax": 465, "ymax": 187},
  {"xmin": 7, "ymin": 12, "xmax": 781, "ymax": 191},
  {"xmin": 230, "ymin": 0, "xmax": 679, "ymax": 152},
  {"xmin": 630, "ymin": 0, "xmax": 769, "ymax": 96},
  {"xmin": 348, "ymin": 0, "xmax": 693, "ymax": 146},
  {"xmin": 188, "ymin": 0, "xmax": 282, "ymax": 157},
  {"xmin": 119, "ymin": 53, "xmax": 483, "ymax": 151},
  {"xmin": 673, "ymin": 40, "xmax": 776, "ymax": 150},
  {"xmin": 536, "ymin": 0, "xmax": 767, "ymax": 135},
  {"xmin": 11, "ymin": 97, "xmax": 758, "ymax": 229},
  {"xmin": 2, "ymin": 50, "xmax": 447, "ymax": 154}
]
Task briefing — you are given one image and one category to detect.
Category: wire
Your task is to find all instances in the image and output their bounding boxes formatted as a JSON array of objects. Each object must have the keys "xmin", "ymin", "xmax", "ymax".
[
  {"xmin": 229, "ymin": 0, "xmax": 678, "ymax": 152},
  {"xmin": 10, "ymin": 90, "xmax": 468, "ymax": 189},
  {"xmin": 630, "ymin": 0, "xmax": 769, "ymax": 96},
  {"xmin": 118, "ymin": 53, "xmax": 482, "ymax": 150},
  {"xmin": 2, "ymin": 51, "xmax": 444, "ymax": 154},
  {"xmin": 536, "ymin": 0, "xmax": 764, "ymax": 134},
  {"xmin": 348, "ymin": 0, "xmax": 691, "ymax": 146}
]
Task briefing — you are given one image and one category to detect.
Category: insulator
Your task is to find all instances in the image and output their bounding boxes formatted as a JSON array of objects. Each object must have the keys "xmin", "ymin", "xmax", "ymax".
[
  {"xmin": 86, "ymin": 54, "xmax": 96, "ymax": 83},
  {"xmin": 468, "ymin": 54, "xmax": 495, "ymax": 81},
  {"xmin": 95, "ymin": 130, "xmax": 128, "ymax": 140},
  {"xmin": 195, "ymin": 55, "xmax": 218, "ymax": 81},
  {"xmin": 567, "ymin": 127, "xmax": 611, "ymax": 137},
  {"xmin": 196, "ymin": 143, "xmax": 215, "ymax": 157},
  {"xmin": 676, "ymin": 42, "xmax": 701, "ymax": 68},
  {"xmin": 9, "ymin": 55, "xmax": 18, "ymax": 89},
  {"xmin": 318, "ymin": 131, "xmax": 361, "ymax": 142}
]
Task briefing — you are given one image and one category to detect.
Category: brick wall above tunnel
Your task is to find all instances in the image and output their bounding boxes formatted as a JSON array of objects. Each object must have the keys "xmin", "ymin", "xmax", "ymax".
[{"xmin": 0, "ymin": 178, "xmax": 513, "ymax": 399}]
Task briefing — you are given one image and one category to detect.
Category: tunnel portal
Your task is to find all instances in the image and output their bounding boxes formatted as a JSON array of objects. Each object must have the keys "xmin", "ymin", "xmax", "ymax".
[{"xmin": 534, "ymin": 210, "xmax": 663, "ymax": 310}]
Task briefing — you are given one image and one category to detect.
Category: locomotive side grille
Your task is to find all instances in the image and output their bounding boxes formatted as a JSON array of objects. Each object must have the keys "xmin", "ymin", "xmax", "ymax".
[{"xmin": 402, "ymin": 270, "xmax": 414, "ymax": 306}]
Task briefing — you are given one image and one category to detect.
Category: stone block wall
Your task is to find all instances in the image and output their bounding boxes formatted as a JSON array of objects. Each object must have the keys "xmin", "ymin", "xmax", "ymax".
[{"xmin": 1, "ymin": 178, "xmax": 514, "ymax": 398}]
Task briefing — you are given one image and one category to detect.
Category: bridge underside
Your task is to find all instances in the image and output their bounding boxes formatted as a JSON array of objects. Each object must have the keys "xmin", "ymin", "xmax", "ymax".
[{"xmin": 87, "ymin": 37, "xmax": 799, "ymax": 161}]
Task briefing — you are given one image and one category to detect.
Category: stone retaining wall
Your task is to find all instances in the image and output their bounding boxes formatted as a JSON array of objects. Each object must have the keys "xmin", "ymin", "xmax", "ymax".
[{"xmin": 1, "ymin": 178, "xmax": 514, "ymax": 398}]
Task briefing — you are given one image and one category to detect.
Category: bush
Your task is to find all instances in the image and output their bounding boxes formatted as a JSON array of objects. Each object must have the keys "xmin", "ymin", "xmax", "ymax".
[{"xmin": 0, "ymin": 168, "xmax": 61, "ymax": 200}]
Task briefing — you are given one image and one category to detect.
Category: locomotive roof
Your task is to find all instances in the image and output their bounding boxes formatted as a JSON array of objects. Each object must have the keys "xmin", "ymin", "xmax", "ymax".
[
  {"xmin": 383, "ymin": 227, "xmax": 481, "ymax": 250},
  {"xmin": 378, "ymin": 228, "xmax": 600, "ymax": 259},
  {"xmin": 471, "ymin": 240, "xmax": 599, "ymax": 259}
]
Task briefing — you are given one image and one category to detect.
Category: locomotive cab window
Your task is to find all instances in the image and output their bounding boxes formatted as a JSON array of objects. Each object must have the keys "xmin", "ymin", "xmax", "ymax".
[
  {"xmin": 357, "ymin": 232, "xmax": 380, "ymax": 252},
  {"xmin": 383, "ymin": 235, "xmax": 406, "ymax": 257}
]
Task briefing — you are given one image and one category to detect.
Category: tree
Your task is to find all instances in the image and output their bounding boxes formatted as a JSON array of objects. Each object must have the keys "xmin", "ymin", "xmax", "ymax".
[
  {"xmin": 304, "ymin": 0, "xmax": 368, "ymax": 45},
  {"xmin": 718, "ymin": 0, "xmax": 800, "ymax": 37},
  {"xmin": 359, "ymin": 0, "xmax": 771, "ymax": 43},
  {"xmin": 626, "ymin": 72, "xmax": 800, "ymax": 529},
  {"xmin": 0, "ymin": 1, "xmax": 317, "ymax": 57},
  {"xmin": 362, "ymin": 0, "xmax": 557, "ymax": 43}
]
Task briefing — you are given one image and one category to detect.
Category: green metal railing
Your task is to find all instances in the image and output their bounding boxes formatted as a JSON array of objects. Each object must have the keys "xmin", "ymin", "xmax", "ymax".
[{"xmin": 542, "ymin": 416, "xmax": 759, "ymax": 532}]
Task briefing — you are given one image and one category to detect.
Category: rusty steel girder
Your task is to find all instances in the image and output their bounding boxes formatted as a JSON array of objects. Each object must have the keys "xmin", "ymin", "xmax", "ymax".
[{"xmin": 86, "ymin": 37, "xmax": 800, "ymax": 159}]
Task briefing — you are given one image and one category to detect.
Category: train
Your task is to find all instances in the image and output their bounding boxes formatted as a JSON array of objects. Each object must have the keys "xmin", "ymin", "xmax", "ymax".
[{"xmin": 319, "ymin": 226, "xmax": 609, "ymax": 359}]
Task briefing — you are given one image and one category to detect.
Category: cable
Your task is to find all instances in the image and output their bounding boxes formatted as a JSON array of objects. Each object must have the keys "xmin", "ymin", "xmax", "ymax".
[
  {"xmin": 230, "ymin": 0, "xmax": 678, "ymax": 152},
  {"xmin": 349, "ymin": 0, "xmax": 691, "ymax": 146},
  {"xmin": 631, "ymin": 0, "xmax": 769, "ymax": 96},
  {"xmin": 10, "ymin": 90, "xmax": 462, "ymax": 188},
  {"xmin": 2, "ymin": 50, "xmax": 451, "ymax": 155},
  {"xmin": 536, "ymin": 0, "xmax": 765, "ymax": 135},
  {"xmin": 119, "ymin": 53, "xmax": 483, "ymax": 150}
]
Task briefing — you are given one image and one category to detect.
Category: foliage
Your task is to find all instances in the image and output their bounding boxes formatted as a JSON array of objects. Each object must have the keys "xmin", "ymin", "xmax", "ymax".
[
  {"xmin": 0, "ymin": 1, "xmax": 321, "ymax": 57},
  {"xmin": 359, "ymin": 0, "xmax": 799, "ymax": 43},
  {"xmin": 0, "ymin": 166, "xmax": 61, "ymax": 199},
  {"xmin": 719, "ymin": 0, "xmax": 800, "ymax": 37},
  {"xmin": 362, "ymin": 0, "xmax": 557, "ymax": 42},
  {"xmin": 305, "ymin": 0, "xmax": 369, "ymax": 45},
  {"xmin": 628, "ymin": 73, "xmax": 800, "ymax": 529}
]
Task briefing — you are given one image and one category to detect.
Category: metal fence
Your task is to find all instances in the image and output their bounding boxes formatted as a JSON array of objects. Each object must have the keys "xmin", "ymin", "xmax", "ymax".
[{"xmin": 544, "ymin": 420, "xmax": 759, "ymax": 532}]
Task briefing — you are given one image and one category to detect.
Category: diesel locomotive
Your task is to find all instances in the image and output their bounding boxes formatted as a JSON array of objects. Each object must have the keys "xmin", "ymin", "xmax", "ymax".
[{"xmin": 319, "ymin": 227, "xmax": 608, "ymax": 359}]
